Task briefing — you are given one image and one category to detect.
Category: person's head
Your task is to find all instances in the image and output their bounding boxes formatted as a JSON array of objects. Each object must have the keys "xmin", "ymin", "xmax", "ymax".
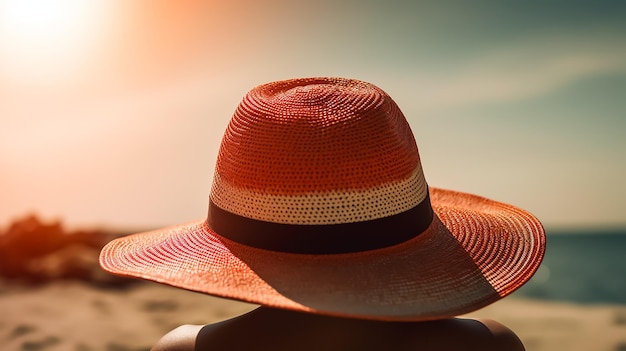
[{"xmin": 100, "ymin": 77, "xmax": 545, "ymax": 321}]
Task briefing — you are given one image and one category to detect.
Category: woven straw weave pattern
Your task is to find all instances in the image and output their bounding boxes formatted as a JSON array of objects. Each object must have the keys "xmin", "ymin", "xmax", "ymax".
[
  {"xmin": 211, "ymin": 77, "xmax": 425, "ymax": 224},
  {"xmin": 211, "ymin": 164, "xmax": 427, "ymax": 224}
]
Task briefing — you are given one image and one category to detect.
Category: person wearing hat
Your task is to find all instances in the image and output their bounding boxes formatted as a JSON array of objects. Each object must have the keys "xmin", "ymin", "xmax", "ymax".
[{"xmin": 100, "ymin": 77, "xmax": 545, "ymax": 351}]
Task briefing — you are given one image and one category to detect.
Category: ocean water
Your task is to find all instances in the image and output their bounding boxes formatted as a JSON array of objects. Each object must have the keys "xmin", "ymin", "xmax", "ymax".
[{"xmin": 512, "ymin": 229, "xmax": 626, "ymax": 305}]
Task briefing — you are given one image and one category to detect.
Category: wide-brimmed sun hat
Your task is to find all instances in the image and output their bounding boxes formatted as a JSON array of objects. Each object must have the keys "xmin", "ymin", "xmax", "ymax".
[{"xmin": 100, "ymin": 77, "xmax": 545, "ymax": 321}]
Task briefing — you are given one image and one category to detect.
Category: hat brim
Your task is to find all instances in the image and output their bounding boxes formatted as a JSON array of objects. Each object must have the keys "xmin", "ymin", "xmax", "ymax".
[{"xmin": 99, "ymin": 187, "xmax": 545, "ymax": 321}]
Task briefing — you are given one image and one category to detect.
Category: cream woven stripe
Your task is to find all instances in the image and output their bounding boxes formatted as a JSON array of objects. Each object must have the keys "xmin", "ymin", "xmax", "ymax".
[{"xmin": 210, "ymin": 164, "xmax": 428, "ymax": 225}]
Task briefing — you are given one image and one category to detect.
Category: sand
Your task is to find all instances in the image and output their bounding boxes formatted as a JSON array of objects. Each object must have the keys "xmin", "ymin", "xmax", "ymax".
[{"xmin": 2, "ymin": 281, "xmax": 625, "ymax": 351}]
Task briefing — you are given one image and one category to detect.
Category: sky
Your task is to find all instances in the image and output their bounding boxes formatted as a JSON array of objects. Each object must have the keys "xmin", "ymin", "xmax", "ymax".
[{"xmin": 1, "ymin": 0, "xmax": 625, "ymax": 230}]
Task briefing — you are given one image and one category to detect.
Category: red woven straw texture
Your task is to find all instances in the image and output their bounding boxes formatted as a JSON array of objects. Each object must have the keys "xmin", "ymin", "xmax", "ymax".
[
  {"xmin": 99, "ymin": 188, "xmax": 545, "ymax": 321},
  {"xmin": 430, "ymin": 189, "xmax": 545, "ymax": 297},
  {"xmin": 216, "ymin": 77, "xmax": 419, "ymax": 195}
]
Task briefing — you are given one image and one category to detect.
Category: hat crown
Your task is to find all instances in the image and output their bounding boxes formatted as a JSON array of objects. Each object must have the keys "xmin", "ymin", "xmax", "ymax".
[{"xmin": 210, "ymin": 77, "xmax": 429, "ymax": 225}]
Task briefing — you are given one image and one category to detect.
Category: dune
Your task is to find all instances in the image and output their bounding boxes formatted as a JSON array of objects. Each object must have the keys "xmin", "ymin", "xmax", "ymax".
[{"xmin": 0, "ymin": 281, "xmax": 255, "ymax": 351}]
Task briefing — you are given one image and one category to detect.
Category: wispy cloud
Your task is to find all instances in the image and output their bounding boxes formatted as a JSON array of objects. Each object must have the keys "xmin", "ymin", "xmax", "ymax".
[{"xmin": 402, "ymin": 30, "xmax": 626, "ymax": 114}]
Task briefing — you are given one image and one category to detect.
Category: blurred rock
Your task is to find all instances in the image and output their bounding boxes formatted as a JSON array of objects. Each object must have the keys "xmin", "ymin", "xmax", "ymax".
[{"xmin": 0, "ymin": 214, "xmax": 139, "ymax": 288}]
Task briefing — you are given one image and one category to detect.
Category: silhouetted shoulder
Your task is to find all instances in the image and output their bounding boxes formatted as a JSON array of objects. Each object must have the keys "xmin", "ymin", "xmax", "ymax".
[
  {"xmin": 154, "ymin": 308, "xmax": 526, "ymax": 351},
  {"xmin": 151, "ymin": 324, "xmax": 203, "ymax": 351},
  {"xmin": 476, "ymin": 318, "xmax": 526, "ymax": 351}
]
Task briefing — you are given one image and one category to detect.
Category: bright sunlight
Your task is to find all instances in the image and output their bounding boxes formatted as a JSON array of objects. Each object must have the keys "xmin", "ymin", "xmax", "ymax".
[{"xmin": 0, "ymin": 0, "xmax": 110, "ymax": 84}]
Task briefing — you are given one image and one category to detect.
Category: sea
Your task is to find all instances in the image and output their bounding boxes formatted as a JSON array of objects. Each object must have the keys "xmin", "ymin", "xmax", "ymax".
[{"xmin": 512, "ymin": 229, "xmax": 626, "ymax": 305}]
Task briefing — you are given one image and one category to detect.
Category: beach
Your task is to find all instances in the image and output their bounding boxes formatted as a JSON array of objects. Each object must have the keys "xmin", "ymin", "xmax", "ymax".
[{"xmin": 2, "ymin": 280, "xmax": 625, "ymax": 351}]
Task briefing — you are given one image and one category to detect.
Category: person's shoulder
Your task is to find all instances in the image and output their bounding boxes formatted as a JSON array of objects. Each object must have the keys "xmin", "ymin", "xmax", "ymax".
[
  {"xmin": 475, "ymin": 318, "xmax": 526, "ymax": 351},
  {"xmin": 151, "ymin": 324, "xmax": 204, "ymax": 351},
  {"xmin": 395, "ymin": 317, "xmax": 525, "ymax": 351},
  {"xmin": 149, "ymin": 316, "xmax": 525, "ymax": 351}
]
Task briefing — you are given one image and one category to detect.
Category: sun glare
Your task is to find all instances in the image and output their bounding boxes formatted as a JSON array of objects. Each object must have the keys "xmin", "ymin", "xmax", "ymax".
[{"xmin": 0, "ymin": 0, "xmax": 110, "ymax": 84}]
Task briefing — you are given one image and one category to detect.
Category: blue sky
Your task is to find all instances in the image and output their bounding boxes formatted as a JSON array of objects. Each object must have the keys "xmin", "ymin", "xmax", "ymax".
[{"xmin": 1, "ymin": 0, "xmax": 625, "ymax": 229}]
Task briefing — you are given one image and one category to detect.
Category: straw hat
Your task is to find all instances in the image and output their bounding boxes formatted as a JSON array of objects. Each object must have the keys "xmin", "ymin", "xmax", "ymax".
[{"xmin": 99, "ymin": 77, "xmax": 545, "ymax": 321}]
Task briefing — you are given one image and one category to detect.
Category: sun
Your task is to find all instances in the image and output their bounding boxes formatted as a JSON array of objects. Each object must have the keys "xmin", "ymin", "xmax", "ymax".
[{"xmin": 0, "ymin": 0, "xmax": 110, "ymax": 84}]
